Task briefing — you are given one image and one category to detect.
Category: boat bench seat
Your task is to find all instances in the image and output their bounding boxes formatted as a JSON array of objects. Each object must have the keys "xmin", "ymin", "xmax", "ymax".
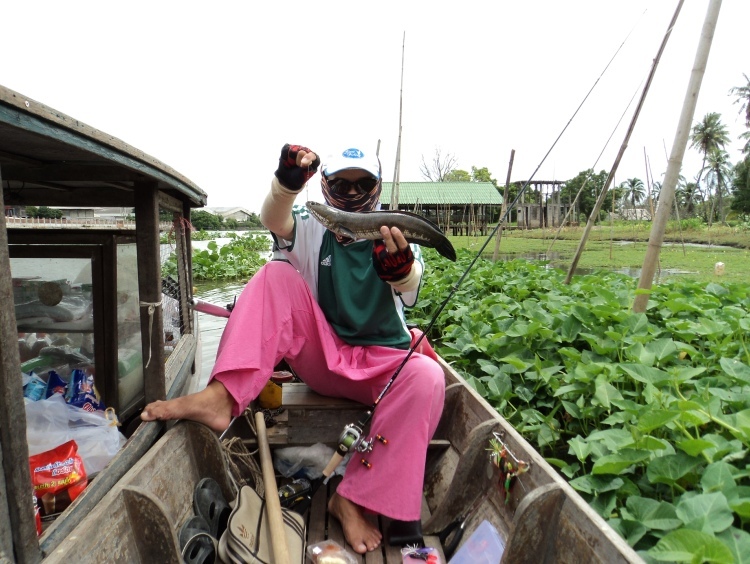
[
  {"xmin": 264, "ymin": 382, "xmax": 450, "ymax": 452},
  {"xmin": 263, "ymin": 382, "xmax": 367, "ymax": 446}
]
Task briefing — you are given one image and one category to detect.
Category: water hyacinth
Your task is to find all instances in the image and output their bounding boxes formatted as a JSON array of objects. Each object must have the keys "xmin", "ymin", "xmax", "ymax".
[{"xmin": 409, "ymin": 249, "xmax": 750, "ymax": 561}]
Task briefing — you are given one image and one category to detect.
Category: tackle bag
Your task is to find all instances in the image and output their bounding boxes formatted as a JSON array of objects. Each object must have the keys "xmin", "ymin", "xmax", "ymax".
[{"xmin": 218, "ymin": 485, "xmax": 305, "ymax": 564}]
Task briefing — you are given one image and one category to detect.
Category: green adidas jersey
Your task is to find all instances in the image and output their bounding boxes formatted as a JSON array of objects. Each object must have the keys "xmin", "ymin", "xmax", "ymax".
[{"xmin": 271, "ymin": 204, "xmax": 423, "ymax": 349}]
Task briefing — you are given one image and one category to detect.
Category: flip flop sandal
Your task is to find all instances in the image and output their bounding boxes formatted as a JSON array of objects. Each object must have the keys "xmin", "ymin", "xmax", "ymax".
[
  {"xmin": 193, "ymin": 477, "xmax": 231, "ymax": 539},
  {"xmin": 179, "ymin": 515, "xmax": 217, "ymax": 564}
]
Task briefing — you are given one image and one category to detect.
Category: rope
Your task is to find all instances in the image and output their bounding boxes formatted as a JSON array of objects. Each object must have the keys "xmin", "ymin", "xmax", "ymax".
[
  {"xmin": 221, "ymin": 408, "xmax": 264, "ymax": 497},
  {"xmin": 138, "ymin": 299, "xmax": 162, "ymax": 367}
]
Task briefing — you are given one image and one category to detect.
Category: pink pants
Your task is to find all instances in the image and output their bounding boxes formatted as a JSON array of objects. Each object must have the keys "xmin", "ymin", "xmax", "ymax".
[{"xmin": 209, "ymin": 261, "xmax": 445, "ymax": 520}]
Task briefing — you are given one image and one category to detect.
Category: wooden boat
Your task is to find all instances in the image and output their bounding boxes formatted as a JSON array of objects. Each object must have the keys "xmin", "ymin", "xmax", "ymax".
[
  {"xmin": 0, "ymin": 84, "xmax": 207, "ymax": 562},
  {"xmin": 0, "ymin": 84, "xmax": 642, "ymax": 563},
  {"xmin": 28, "ymin": 357, "xmax": 644, "ymax": 563}
]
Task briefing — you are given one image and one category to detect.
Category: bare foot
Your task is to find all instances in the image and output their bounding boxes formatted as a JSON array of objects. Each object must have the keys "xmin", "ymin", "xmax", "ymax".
[
  {"xmin": 140, "ymin": 380, "xmax": 234, "ymax": 432},
  {"xmin": 328, "ymin": 492, "xmax": 382, "ymax": 554}
]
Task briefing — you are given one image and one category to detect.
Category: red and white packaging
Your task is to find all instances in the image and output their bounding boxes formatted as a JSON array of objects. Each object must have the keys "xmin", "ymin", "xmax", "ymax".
[{"xmin": 29, "ymin": 440, "xmax": 88, "ymax": 521}]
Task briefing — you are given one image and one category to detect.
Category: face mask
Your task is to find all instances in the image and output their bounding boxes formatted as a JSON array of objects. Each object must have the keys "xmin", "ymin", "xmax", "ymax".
[{"xmin": 320, "ymin": 174, "xmax": 382, "ymax": 213}]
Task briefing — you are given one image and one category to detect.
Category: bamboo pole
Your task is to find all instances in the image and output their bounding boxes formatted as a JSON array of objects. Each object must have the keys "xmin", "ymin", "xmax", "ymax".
[
  {"xmin": 564, "ymin": 0, "xmax": 685, "ymax": 285},
  {"xmin": 633, "ymin": 0, "xmax": 722, "ymax": 312},
  {"xmin": 492, "ymin": 149, "xmax": 515, "ymax": 261},
  {"xmin": 255, "ymin": 411, "xmax": 290, "ymax": 564},
  {"xmin": 390, "ymin": 32, "xmax": 406, "ymax": 210}
]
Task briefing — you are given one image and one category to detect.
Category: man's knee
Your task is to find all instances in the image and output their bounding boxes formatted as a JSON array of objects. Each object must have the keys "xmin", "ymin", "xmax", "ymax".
[{"xmin": 409, "ymin": 355, "xmax": 445, "ymax": 393}]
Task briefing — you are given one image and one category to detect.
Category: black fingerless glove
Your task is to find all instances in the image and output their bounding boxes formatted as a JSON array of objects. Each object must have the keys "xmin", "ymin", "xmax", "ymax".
[
  {"xmin": 274, "ymin": 143, "xmax": 320, "ymax": 192},
  {"xmin": 372, "ymin": 240, "xmax": 414, "ymax": 282}
]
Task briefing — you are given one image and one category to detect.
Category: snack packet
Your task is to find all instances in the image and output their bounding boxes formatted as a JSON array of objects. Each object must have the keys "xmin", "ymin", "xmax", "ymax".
[
  {"xmin": 45, "ymin": 370, "xmax": 67, "ymax": 398},
  {"xmin": 23, "ymin": 373, "xmax": 47, "ymax": 402},
  {"xmin": 67, "ymin": 369, "xmax": 105, "ymax": 411},
  {"xmin": 29, "ymin": 440, "xmax": 88, "ymax": 518}
]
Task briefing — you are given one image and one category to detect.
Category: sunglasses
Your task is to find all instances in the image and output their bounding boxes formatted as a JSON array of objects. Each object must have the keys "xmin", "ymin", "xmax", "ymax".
[{"xmin": 324, "ymin": 175, "xmax": 379, "ymax": 195}]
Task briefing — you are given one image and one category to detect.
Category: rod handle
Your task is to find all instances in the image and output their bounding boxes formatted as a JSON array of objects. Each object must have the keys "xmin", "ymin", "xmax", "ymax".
[
  {"xmin": 191, "ymin": 298, "xmax": 231, "ymax": 318},
  {"xmin": 322, "ymin": 452, "xmax": 344, "ymax": 481}
]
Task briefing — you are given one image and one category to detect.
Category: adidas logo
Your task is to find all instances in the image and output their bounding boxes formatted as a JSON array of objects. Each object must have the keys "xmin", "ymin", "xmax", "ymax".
[{"xmin": 320, "ymin": 255, "xmax": 332, "ymax": 267}]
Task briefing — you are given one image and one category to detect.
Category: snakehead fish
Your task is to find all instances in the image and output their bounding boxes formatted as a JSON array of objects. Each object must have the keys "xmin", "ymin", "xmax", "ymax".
[{"xmin": 306, "ymin": 201, "xmax": 457, "ymax": 261}]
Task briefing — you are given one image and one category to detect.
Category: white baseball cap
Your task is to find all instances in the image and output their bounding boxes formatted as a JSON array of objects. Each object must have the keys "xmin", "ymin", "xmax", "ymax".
[{"xmin": 322, "ymin": 147, "xmax": 381, "ymax": 179}]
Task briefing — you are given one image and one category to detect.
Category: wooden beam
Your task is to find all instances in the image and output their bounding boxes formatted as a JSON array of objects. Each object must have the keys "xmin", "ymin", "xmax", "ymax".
[
  {"xmin": 1, "ymin": 163, "xmax": 149, "ymax": 182},
  {"xmin": 135, "ymin": 181, "xmax": 166, "ymax": 403},
  {"xmin": 158, "ymin": 192, "xmax": 183, "ymax": 214},
  {"xmin": 0, "ymin": 165, "xmax": 43, "ymax": 562}
]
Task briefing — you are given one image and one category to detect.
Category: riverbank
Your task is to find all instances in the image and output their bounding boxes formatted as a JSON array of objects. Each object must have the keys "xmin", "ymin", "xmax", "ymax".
[{"xmin": 450, "ymin": 223, "xmax": 750, "ymax": 284}]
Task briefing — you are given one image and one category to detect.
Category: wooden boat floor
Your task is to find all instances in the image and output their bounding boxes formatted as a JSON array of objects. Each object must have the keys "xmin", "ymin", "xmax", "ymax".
[{"xmin": 306, "ymin": 475, "xmax": 446, "ymax": 564}]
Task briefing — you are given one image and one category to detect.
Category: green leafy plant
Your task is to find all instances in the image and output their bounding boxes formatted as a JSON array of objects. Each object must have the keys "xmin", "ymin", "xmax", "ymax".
[
  {"xmin": 163, "ymin": 232, "xmax": 269, "ymax": 281},
  {"xmin": 409, "ymin": 250, "xmax": 750, "ymax": 561}
]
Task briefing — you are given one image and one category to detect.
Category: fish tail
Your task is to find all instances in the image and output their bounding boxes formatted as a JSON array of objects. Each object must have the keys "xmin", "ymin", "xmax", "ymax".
[{"xmin": 435, "ymin": 237, "xmax": 457, "ymax": 261}]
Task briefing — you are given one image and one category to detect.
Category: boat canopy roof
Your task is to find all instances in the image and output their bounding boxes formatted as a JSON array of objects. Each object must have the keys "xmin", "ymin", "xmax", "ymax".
[{"xmin": 0, "ymin": 85, "xmax": 207, "ymax": 209}]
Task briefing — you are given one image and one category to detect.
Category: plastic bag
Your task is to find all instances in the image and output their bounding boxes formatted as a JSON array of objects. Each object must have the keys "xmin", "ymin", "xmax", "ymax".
[
  {"xmin": 25, "ymin": 395, "xmax": 125, "ymax": 474},
  {"xmin": 306, "ymin": 540, "xmax": 357, "ymax": 564},
  {"xmin": 273, "ymin": 443, "xmax": 350, "ymax": 480}
]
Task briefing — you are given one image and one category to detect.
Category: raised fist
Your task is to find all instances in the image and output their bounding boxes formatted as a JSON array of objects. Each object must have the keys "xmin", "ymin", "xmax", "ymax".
[{"xmin": 274, "ymin": 144, "xmax": 320, "ymax": 192}]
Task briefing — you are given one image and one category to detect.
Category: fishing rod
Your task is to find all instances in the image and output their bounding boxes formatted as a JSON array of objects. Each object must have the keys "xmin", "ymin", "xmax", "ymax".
[
  {"xmin": 193, "ymin": 15, "xmax": 641, "ymax": 483},
  {"xmin": 318, "ymin": 19, "xmax": 645, "ymax": 481}
]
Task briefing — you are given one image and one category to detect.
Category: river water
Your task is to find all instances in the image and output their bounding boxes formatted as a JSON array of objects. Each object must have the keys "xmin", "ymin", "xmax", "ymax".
[{"xmin": 194, "ymin": 282, "xmax": 245, "ymax": 386}]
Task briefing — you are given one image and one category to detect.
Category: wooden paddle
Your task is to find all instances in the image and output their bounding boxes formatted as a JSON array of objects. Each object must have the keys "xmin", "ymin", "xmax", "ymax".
[{"xmin": 255, "ymin": 411, "xmax": 290, "ymax": 564}]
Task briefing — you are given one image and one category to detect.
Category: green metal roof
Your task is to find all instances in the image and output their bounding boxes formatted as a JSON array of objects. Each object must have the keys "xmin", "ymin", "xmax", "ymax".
[{"xmin": 380, "ymin": 182, "xmax": 503, "ymax": 206}]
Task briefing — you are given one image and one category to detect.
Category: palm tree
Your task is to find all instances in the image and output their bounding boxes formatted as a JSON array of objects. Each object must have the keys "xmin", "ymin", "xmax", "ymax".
[
  {"xmin": 741, "ymin": 131, "xmax": 750, "ymax": 156},
  {"xmin": 650, "ymin": 180, "xmax": 661, "ymax": 209},
  {"xmin": 620, "ymin": 178, "xmax": 645, "ymax": 211},
  {"xmin": 675, "ymin": 181, "xmax": 699, "ymax": 217},
  {"xmin": 690, "ymin": 112, "xmax": 730, "ymax": 216},
  {"xmin": 703, "ymin": 148, "xmax": 733, "ymax": 224},
  {"xmin": 729, "ymin": 74, "xmax": 750, "ymax": 129},
  {"xmin": 729, "ymin": 76, "xmax": 750, "ymax": 155}
]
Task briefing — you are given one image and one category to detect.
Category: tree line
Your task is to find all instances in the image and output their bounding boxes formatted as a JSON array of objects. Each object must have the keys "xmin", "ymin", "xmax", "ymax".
[{"xmin": 421, "ymin": 74, "xmax": 750, "ymax": 226}]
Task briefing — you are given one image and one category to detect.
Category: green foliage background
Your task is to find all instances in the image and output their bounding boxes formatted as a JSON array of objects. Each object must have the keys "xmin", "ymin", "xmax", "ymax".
[{"xmin": 408, "ymin": 250, "xmax": 750, "ymax": 562}]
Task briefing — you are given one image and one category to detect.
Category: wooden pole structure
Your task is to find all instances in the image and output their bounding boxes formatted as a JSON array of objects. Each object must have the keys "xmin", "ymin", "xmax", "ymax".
[
  {"xmin": 0, "ymin": 167, "xmax": 43, "ymax": 563},
  {"xmin": 255, "ymin": 411, "xmax": 290, "ymax": 564},
  {"xmin": 390, "ymin": 32, "xmax": 406, "ymax": 211},
  {"xmin": 633, "ymin": 0, "xmax": 722, "ymax": 312},
  {"xmin": 564, "ymin": 0, "xmax": 685, "ymax": 284},
  {"xmin": 492, "ymin": 149, "xmax": 515, "ymax": 261}
]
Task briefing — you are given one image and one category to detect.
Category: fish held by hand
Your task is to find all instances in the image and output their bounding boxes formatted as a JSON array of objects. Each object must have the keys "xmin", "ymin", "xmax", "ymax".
[{"xmin": 306, "ymin": 201, "xmax": 456, "ymax": 261}]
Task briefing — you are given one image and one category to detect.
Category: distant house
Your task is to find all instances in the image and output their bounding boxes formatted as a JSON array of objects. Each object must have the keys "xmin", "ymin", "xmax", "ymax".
[
  {"xmin": 89, "ymin": 207, "xmax": 134, "ymax": 221},
  {"xmin": 380, "ymin": 182, "xmax": 503, "ymax": 236},
  {"xmin": 204, "ymin": 207, "xmax": 256, "ymax": 222},
  {"xmin": 54, "ymin": 207, "xmax": 98, "ymax": 220}
]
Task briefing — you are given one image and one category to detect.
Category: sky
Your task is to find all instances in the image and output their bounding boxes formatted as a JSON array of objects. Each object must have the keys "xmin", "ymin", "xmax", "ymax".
[{"xmin": 2, "ymin": 1, "xmax": 748, "ymax": 213}]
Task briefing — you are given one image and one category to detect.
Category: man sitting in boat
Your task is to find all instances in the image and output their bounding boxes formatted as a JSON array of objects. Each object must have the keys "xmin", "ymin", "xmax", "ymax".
[{"xmin": 141, "ymin": 144, "xmax": 446, "ymax": 554}]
